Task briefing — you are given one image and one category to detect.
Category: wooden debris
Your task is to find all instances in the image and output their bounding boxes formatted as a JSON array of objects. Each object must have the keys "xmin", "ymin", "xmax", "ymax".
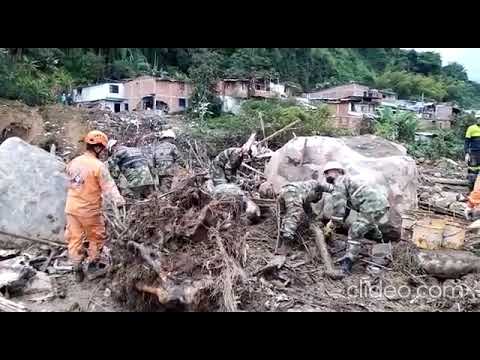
[
  {"xmin": 258, "ymin": 119, "xmax": 301, "ymax": 145},
  {"xmin": 241, "ymin": 163, "xmax": 266, "ymax": 178},
  {"xmin": 0, "ymin": 296, "xmax": 29, "ymax": 312},
  {"xmin": 418, "ymin": 201, "xmax": 464, "ymax": 218},
  {"xmin": 254, "ymin": 255, "xmax": 286, "ymax": 276},
  {"xmin": 310, "ymin": 224, "xmax": 344, "ymax": 280},
  {"xmin": 0, "ymin": 230, "xmax": 66, "ymax": 248},
  {"xmin": 423, "ymin": 176, "xmax": 470, "ymax": 187},
  {"xmin": 40, "ymin": 249, "xmax": 58, "ymax": 272}
]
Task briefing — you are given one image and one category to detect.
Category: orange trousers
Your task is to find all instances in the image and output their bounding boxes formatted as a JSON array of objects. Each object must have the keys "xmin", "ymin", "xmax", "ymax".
[{"xmin": 65, "ymin": 214, "xmax": 106, "ymax": 265}]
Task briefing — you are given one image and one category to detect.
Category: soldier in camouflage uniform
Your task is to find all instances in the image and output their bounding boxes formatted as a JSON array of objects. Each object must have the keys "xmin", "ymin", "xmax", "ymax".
[
  {"xmin": 107, "ymin": 140, "xmax": 155, "ymax": 199},
  {"xmin": 323, "ymin": 161, "xmax": 390, "ymax": 274},
  {"xmin": 152, "ymin": 130, "xmax": 181, "ymax": 193},
  {"xmin": 278, "ymin": 180, "xmax": 334, "ymax": 250},
  {"xmin": 211, "ymin": 147, "xmax": 246, "ymax": 187}
]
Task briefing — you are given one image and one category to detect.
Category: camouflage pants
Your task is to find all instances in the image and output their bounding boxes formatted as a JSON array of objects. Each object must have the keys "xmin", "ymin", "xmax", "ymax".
[
  {"xmin": 212, "ymin": 167, "xmax": 228, "ymax": 187},
  {"xmin": 345, "ymin": 209, "xmax": 386, "ymax": 261},
  {"xmin": 278, "ymin": 189, "xmax": 307, "ymax": 243},
  {"xmin": 153, "ymin": 161, "xmax": 174, "ymax": 193}
]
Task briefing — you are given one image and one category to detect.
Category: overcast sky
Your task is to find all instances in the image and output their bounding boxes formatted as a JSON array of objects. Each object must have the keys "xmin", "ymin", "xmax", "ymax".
[{"xmin": 403, "ymin": 48, "xmax": 480, "ymax": 83}]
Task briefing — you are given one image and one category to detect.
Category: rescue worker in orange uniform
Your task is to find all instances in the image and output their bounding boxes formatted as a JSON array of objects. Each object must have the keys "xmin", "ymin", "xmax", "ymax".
[
  {"xmin": 465, "ymin": 175, "xmax": 480, "ymax": 221},
  {"xmin": 65, "ymin": 130, "xmax": 125, "ymax": 282}
]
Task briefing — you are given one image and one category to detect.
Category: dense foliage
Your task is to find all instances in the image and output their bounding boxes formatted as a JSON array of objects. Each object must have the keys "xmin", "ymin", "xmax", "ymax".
[
  {"xmin": 192, "ymin": 99, "xmax": 345, "ymax": 153},
  {"xmin": 1, "ymin": 48, "xmax": 480, "ymax": 108}
]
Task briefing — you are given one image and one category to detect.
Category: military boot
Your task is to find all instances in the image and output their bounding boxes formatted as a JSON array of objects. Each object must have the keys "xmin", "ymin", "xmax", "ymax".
[
  {"xmin": 73, "ymin": 263, "xmax": 84, "ymax": 283},
  {"xmin": 339, "ymin": 257, "xmax": 353, "ymax": 275},
  {"xmin": 86, "ymin": 261, "xmax": 108, "ymax": 281}
]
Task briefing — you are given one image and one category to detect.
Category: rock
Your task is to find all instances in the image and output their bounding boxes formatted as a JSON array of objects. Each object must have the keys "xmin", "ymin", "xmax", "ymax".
[
  {"xmin": 434, "ymin": 172, "xmax": 442, "ymax": 178},
  {"xmin": 417, "ymin": 157, "xmax": 425, "ymax": 164},
  {"xmin": 23, "ymin": 272, "xmax": 53, "ymax": 296},
  {"xmin": 0, "ymin": 256, "xmax": 36, "ymax": 296},
  {"xmin": 416, "ymin": 249, "xmax": 480, "ymax": 279},
  {"xmin": 0, "ymin": 249, "xmax": 20, "ymax": 260},
  {"xmin": 434, "ymin": 192, "xmax": 458, "ymax": 208},
  {"xmin": 265, "ymin": 135, "xmax": 418, "ymax": 239},
  {"xmin": 0, "ymin": 138, "xmax": 68, "ymax": 248}
]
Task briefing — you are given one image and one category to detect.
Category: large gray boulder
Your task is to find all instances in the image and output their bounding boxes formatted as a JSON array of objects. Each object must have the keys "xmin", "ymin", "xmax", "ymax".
[
  {"xmin": 0, "ymin": 137, "xmax": 68, "ymax": 248},
  {"xmin": 264, "ymin": 135, "xmax": 418, "ymax": 239}
]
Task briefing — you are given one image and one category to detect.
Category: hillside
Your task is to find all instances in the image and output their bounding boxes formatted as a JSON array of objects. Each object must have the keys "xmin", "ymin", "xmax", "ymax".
[{"xmin": 1, "ymin": 48, "xmax": 480, "ymax": 109}]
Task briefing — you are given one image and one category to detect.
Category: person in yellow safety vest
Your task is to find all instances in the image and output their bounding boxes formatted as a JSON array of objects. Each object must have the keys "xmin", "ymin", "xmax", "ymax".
[{"xmin": 465, "ymin": 114, "xmax": 480, "ymax": 190}]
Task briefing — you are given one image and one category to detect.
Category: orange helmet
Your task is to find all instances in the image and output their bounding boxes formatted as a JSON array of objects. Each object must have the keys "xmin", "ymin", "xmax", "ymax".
[{"xmin": 84, "ymin": 130, "xmax": 108, "ymax": 147}]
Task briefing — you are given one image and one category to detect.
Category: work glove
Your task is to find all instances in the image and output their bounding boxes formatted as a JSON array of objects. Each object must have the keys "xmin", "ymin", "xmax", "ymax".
[
  {"xmin": 465, "ymin": 153, "xmax": 471, "ymax": 163},
  {"xmin": 465, "ymin": 207, "xmax": 473, "ymax": 220}
]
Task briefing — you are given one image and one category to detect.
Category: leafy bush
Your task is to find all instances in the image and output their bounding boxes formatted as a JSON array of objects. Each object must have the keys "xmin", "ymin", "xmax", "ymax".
[
  {"xmin": 408, "ymin": 130, "xmax": 463, "ymax": 160},
  {"xmin": 375, "ymin": 107, "xmax": 417, "ymax": 143},
  {"xmin": 192, "ymin": 99, "xmax": 339, "ymax": 153}
]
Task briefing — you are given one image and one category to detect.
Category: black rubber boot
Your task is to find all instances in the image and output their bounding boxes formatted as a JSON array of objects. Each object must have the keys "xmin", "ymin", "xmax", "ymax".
[
  {"xmin": 86, "ymin": 261, "xmax": 108, "ymax": 280},
  {"xmin": 340, "ymin": 257, "xmax": 353, "ymax": 275},
  {"xmin": 73, "ymin": 264, "xmax": 84, "ymax": 283}
]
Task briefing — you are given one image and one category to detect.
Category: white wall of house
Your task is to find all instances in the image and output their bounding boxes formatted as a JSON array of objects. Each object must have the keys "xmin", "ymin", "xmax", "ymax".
[
  {"xmin": 73, "ymin": 83, "xmax": 125, "ymax": 103},
  {"xmin": 221, "ymin": 96, "xmax": 243, "ymax": 115},
  {"xmin": 269, "ymin": 82, "xmax": 286, "ymax": 96}
]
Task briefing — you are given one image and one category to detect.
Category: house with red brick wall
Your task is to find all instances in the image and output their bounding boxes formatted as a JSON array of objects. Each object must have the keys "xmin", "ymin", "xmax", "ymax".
[
  {"xmin": 123, "ymin": 76, "xmax": 193, "ymax": 114},
  {"xmin": 304, "ymin": 83, "xmax": 382, "ymax": 132}
]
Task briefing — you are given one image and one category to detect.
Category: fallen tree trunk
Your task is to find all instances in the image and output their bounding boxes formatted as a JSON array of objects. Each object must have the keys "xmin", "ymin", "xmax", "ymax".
[
  {"xmin": 423, "ymin": 176, "xmax": 470, "ymax": 187},
  {"xmin": 0, "ymin": 296, "xmax": 29, "ymax": 312},
  {"xmin": 419, "ymin": 201, "xmax": 464, "ymax": 218},
  {"xmin": 310, "ymin": 224, "xmax": 344, "ymax": 280},
  {"xmin": 258, "ymin": 119, "xmax": 301, "ymax": 145},
  {"xmin": 0, "ymin": 230, "xmax": 66, "ymax": 248}
]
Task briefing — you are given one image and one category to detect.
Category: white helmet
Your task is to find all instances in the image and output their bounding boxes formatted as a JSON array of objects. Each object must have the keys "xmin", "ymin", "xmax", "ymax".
[
  {"xmin": 323, "ymin": 161, "xmax": 345, "ymax": 174},
  {"xmin": 107, "ymin": 139, "xmax": 118, "ymax": 153},
  {"xmin": 159, "ymin": 129, "xmax": 176, "ymax": 140}
]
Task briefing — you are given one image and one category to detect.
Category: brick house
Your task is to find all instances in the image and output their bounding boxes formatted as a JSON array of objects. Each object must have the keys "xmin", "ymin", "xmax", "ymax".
[
  {"xmin": 417, "ymin": 102, "xmax": 460, "ymax": 130},
  {"xmin": 123, "ymin": 76, "xmax": 193, "ymax": 114},
  {"xmin": 305, "ymin": 83, "xmax": 382, "ymax": 132},
  {"xmin": 216, "ymin": 78, "xmax": 294, "ymax": 114}
]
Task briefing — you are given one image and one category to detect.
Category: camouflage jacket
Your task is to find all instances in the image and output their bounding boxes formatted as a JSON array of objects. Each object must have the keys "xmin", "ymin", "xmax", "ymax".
[
  {"xmin": 211, "ymin": 147, "xmax": 244, "ymax": 184},
  {"xmin": 331, "ymin": 175, "xmax": 389, "ymax": 220},
  {"xmin": 152, "ymin": 141, "xmax": 180, "ymax": 175},
  {"xmin": 108, "ymin": 146, "xmax": 154, "ymax": 187},
  {"xmin": 281, "ymin": 180, "xmax": 334, "ymax": 204}
]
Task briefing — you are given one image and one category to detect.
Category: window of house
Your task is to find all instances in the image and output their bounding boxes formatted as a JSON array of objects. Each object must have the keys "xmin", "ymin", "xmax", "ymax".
[
  {"xmin": 114, "ymin": 103, "xmax": 121, "ymax": 113},
  {"xmin": 124, "ymin": 103, "xmax": 129, "ymax": 111},
  {"xmin": 179, "ymin": 98, "xmax": 187, "ymax": 108},
  {"xmin": 110, "ymin": 85, "xmax": 119, "ymax": 94}
]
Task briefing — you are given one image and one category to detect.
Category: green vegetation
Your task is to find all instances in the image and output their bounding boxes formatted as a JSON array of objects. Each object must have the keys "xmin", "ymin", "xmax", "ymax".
[
  {"xmin": 375, "ymin": 107, "xmax": 417, "ymax": 143},
  {"xmin": 1, "ymin": 48, "xmax": 480, "ymax": 109},
  {"xmin": 192, "ymin": 99, "xmax": 344, "ymax": 153}
]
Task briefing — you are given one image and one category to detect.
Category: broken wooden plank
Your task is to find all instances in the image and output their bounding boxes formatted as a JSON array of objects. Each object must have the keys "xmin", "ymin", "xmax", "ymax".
[
  {"xmin": 0, "ymin": 230, "xmax": 66, "ymax": 248},
  {"xmin": 423, "ymin": 176, "xmax": 470, "ymax": 187},
  {"xmin": 241, "ymin": 163, "xmax": 266, "ymax": 178},
  {"xmin": 0, "ymin": 296, "xmax": 29, "ymax": 312},
  {"xmin": 258, "ymin": 119, "xmax": 301, "ymax": 145},
  {"xmin": 418, "ymin": 201, "xmax": 464, "ymax": 218}
]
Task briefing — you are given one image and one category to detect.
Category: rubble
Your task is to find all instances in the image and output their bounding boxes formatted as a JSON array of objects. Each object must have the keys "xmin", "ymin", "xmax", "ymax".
[{"xmin": 4, "ymin": 100, "xmax": 480, "ymax": 312}]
